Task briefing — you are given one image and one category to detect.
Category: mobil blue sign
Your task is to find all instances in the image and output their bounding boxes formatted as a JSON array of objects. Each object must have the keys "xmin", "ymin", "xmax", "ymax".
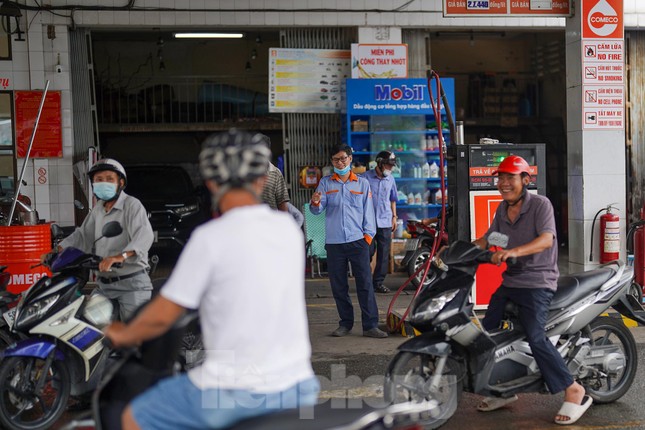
[
  {"xmin": 346, "ymin": 78, "xmax": 454, "ymax": 115},
  {"xmin": 375, "ymin": 83, "xmax": 426, "ymax": 101}
]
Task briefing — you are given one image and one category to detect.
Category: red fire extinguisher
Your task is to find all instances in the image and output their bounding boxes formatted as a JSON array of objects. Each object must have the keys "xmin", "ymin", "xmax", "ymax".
[{"xmin": 590, "ymin": 205, "xmax": 620, "ymax": 264}]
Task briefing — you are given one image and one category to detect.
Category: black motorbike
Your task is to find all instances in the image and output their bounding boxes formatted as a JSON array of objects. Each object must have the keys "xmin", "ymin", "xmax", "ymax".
[
  {"xmin": 62, "ymin": 311, "xmax": 440, "ymax": 430},
  {"xmin": 384, "ymin": 236, "xmax": 645, "ymax": 429}
]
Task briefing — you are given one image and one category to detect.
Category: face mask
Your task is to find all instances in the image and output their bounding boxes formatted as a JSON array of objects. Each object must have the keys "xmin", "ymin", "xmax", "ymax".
[
  {"xmin": 93, "ymin": 182, "xmax": 118, "ymax": 201},
  {"xmin": 333, "ymin": 165, "xmax": 351, "ymax": 176},
  {"xmin": 382, "ymin": 169, "xmax": 392, "ymax": 177}
]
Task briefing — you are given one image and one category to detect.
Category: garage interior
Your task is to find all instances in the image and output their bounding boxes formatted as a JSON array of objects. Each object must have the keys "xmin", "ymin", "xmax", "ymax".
[{"xmin": 91, "ymin": 28, "xmax": 568, "ymax": 239}]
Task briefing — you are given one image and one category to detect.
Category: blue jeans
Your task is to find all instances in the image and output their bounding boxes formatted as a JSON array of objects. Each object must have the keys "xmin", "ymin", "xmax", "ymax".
[
  {"xmin": 326, "ymin": 239, "xmax": 379, "ymax": 331},
  {"xmin": 131, "ymin": 374, "xmax": 320, "ymax": 430},
  {"xmin": 370, "ymin": 227, "xmax": 392, "ymax": 287},
  {"xmin": 482, "ymin": 286, "xmax": 574, "ymax": 394}
]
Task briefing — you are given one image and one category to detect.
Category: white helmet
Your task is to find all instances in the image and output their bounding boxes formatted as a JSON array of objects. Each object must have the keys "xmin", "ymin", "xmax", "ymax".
[{"xmin": 89, "ymin": 158, "xmax": 127, "ymax": 186}]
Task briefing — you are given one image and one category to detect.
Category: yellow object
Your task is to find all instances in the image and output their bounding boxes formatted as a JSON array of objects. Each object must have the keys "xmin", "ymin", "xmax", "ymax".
[{"xmin": 402, "ymin": 231, "xmax": 411, "ymax": 239}]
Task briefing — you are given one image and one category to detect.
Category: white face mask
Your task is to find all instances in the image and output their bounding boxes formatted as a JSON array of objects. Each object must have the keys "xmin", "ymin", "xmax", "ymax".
[{"xmin": 382, "ymin": 169, "xmax": 392, "ymax": 177}]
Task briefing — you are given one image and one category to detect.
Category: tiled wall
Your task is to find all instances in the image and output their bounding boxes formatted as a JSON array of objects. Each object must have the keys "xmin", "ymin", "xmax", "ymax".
[{"xmin": 11, "ymin": 15, "xmax": 72, "ymax": 226}]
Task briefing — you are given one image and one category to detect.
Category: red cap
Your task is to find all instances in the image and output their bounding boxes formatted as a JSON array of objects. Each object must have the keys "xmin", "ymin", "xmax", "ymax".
[{"xmin": 492, "ymin": 155, "xmax": 531, "ymax": 176}]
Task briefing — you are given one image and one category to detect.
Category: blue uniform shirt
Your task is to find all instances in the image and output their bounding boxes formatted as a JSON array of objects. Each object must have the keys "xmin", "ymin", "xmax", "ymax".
[
  {"xmin": 362, "ymin": 169, "xmax": 398, "ymax": 229},
  {"xmin": 309, "ymin": 172, "xmax": 376, "ymax": 244}
]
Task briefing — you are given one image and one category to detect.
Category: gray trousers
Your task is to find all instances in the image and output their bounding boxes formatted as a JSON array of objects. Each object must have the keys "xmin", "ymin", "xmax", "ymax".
[{"xmin": 98, "ymin": 273, "xmax": 153, "ymax": 321}]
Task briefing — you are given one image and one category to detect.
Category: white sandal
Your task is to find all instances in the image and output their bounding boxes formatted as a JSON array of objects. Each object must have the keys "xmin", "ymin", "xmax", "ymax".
[{"xmin": 554, "ymin": 395, "xmax": 592, "ymax": 425}]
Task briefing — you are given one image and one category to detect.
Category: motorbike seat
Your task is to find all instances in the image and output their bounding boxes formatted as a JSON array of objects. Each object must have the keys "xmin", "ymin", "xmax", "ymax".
[{"xmin": 549, "ymin": 267, "xmax": 616, "ymax": 310}]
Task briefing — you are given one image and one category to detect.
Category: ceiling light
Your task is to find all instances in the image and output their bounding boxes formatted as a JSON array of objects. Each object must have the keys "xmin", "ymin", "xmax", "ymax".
[{"xmin": 174, "ymin": 32, "xmax": 244, "ymax": 39}]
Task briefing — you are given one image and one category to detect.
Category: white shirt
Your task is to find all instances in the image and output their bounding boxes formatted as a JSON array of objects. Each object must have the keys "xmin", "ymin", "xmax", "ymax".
[{"xmin": 161, "ymin": 205, "xmax": 314, "ymax": 392}]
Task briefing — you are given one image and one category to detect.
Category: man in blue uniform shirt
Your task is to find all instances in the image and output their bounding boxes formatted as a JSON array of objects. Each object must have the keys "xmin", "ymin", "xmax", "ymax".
[
  {"xmin": 310, "ymin": 144, "xmax": 387, "ymax": 338},
  {"xmin": 362, "ymin": 151, "xmax": 398, "ymax": 294}
]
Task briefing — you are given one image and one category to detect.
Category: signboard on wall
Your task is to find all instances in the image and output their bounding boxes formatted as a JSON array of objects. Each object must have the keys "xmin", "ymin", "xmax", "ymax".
[
  {"xmin": 443, "ymin": 0, "xmax": 572, "ymax": 16},
  {"xmin": 346, "ymin": 78, "xmax": 455, "ymax": 116},
  {"xmin": 350, "ymin": 44, "xmax": 408, "ymax": 79},
  {"xmin": 15, "ymin": 91, "xmax": 62, "ymax": 158},
  {"xmin": 268, "ymin": 48, "xmax": 350, "ymax": 113},
  {"xmin": 581, "ymin": 0, "xmax": 624, "ymax": 130}
]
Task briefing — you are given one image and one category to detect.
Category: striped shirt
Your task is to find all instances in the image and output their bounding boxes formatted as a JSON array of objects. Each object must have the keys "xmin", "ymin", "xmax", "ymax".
[{"xmin": 260, "ymin": 163, "xmax": 290, "ymax": 210}]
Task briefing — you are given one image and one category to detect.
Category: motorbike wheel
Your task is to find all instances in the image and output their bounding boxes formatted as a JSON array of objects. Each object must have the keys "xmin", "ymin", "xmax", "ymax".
[
  {"xmin": 583, "ymin": 316, "xmax": 638, "ymax": 404},
  {"xmin": 0, "ymin": 356, "xmax": 70, "ymax": 430},
  {"xmin": 384, "ymin": 352, "xmax": 462, "ymax": 429},
  {"xmin": 407, "ymin": 246, "xmax": 435, "ymax": 288}
]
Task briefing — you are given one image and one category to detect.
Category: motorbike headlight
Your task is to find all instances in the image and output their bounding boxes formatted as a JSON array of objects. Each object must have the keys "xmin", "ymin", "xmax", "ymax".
[
  {"xmin": 410, "ymin": 289, "xmax": 459, "ymax": 323},
  {"xmin": 172, "ymin": 204, "xmax": 199, "ymax": 217},
  {"xmin": 14, "ymin": 294, "xmax": 60, "ymax": 330}
]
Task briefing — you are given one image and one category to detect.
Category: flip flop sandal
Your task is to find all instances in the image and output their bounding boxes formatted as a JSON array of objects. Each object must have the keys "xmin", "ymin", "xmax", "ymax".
[
  {"xmin": 477, "ymin": 394, "xmax": 518, "ymax": 412},
  {"xmin": 554, "ymin": 395, "xmax": 593, "ymax": 425}
]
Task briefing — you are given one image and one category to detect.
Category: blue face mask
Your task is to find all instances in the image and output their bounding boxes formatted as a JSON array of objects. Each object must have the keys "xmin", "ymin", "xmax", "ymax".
[
  {"xmin": 93, "ymin": 182, "xmax": 118, "ymax": 201},
  {"xmin": 333, "ymin": 165, "xmax": 351, "ymax": 176}
]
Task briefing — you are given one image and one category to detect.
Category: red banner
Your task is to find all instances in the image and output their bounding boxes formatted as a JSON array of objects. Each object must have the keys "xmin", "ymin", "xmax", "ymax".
[{"xmin": 15, "ymin": 91, "xmax": 62, "ymax": 158}]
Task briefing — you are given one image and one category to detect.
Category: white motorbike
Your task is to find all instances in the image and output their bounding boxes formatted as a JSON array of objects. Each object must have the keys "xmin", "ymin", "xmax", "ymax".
[{"xmin": 0, "ymin": 221, "xmax": 122, "ymax": 430}]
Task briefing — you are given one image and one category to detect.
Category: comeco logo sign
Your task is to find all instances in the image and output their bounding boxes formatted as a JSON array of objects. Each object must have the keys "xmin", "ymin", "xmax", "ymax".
[
  {"xmin": 583, "ymin": 0, "xmax": 622, "ymax": 39},
  {"xmin": 588, "ymin": 0, "xmax": 617, "ymax": 37}
]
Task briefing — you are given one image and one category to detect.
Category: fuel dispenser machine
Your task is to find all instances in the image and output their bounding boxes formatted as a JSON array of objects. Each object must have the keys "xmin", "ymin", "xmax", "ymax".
[{"xmin": 447, "ymin": 143, "xmax": 546, "ymax": 307}]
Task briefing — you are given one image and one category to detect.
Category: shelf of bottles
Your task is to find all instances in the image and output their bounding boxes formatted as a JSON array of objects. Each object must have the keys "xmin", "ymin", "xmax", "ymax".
[
  {"xmin": 345, "ymin": 78, "xmax": 454, "ymax": 223},
  {"xmin": 349, "ymin": 114, "xmax": 449, "ymax": 220}
]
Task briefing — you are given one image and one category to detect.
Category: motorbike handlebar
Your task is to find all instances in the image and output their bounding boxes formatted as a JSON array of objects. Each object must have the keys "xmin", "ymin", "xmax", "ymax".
[
  {"xmin": 478, "ymin": 249, "xmax": 517, "ymax": 265},
  {"xmin": 102, "ymin": 336, "xmax": 114, "ymax": 349}
]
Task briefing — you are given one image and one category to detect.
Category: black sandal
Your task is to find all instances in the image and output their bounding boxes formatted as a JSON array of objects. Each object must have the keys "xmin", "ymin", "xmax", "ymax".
[{"xmin": 374, "ymin": 284, "xmax": 390, "ymax": 294}]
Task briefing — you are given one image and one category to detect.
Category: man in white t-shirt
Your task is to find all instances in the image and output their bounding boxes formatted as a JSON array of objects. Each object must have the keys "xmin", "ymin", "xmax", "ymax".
[{"xmin": 105, "ymin": 129, "xmax": 319, "ymax": 430}]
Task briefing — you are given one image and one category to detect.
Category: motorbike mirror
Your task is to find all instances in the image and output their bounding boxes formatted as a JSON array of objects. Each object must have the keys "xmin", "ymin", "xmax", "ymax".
[
  {"xmin": 50, "ymin": 223, "xmax": 64, "ymax": 239},
  {"xmin": 102, "ymin": 221, "xmax": 123, "ymax": 238},
  {"xmin": 488, "ymin": 232, "xmax": 509, "ymax": 248}
]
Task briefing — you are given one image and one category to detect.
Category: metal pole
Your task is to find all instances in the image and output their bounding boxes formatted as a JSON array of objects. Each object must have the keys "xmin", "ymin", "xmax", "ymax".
[
  {"xmin": 456, "ymin": 121, "xmax": 465, "ymax": 145},
  {"xmin": 8, "ymin": 80, "xmax": 50, "ymax": 226}
]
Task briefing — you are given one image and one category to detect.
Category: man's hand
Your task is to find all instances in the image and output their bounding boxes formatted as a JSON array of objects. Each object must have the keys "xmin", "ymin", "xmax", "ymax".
[
  {"xmin": 103, "ymin": 296, "xmax": 186, "ymax": 350},
  {"xmin": 104, "ymin": 321, "xmax": 135, "ymax": 348},
  {"xmin": 391, "ymin": 217, "xmax": 397, "ymax": 231},
  {"xmin": 99, "ymin": 255, "xmax": 124, "ymax": 272},
  {"xmin": 40, "ymin": 246, "xmax": 62, "ymax": 264},
  {"xmin": 40, "ymin": 251, "xmax": 54, "ymax": 264},
  {"xmin": 311, "ymin": 191, "xmax": 322, "ymax": 205},
  {"xmin": 491, "ymin": 248, "xmax": 519, "ymax": 265}
]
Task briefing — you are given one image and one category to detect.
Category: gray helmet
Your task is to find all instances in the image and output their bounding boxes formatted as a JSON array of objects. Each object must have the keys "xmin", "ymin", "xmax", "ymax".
[
  {"xmin": 199, "ymin": 129, "xmax": 271, "ymax": 187},
  {"xmin": 89, "ymin": 158, "xmax": 127, "ymax": 186},
  {"xmin": 199, "ymin": 129, "xmax": 271, "ymax": 210}
]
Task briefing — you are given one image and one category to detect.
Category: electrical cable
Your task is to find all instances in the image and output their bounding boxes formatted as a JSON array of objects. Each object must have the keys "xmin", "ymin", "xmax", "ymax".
[{"xmin": 385, "ymin": 70, "xmax": 455, "ymax": 334}]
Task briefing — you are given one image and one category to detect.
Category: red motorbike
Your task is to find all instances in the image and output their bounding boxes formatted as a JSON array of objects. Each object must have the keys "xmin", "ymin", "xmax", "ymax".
[{"xmin": 400, "ymin": 219, "xmax": 448, "ymax": 288}]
